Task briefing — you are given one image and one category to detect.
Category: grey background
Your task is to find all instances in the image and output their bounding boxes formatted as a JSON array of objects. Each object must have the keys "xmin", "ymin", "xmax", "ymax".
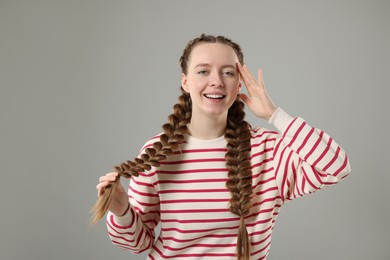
[{"xmin": 0, "ymin": 0, "xmax": 388, "ymax": 259}]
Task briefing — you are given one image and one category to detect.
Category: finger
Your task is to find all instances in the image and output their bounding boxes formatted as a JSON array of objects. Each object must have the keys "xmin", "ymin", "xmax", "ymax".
[
  {"xmin": 239, "ymin": 65, "xmax": 260, "ymax": 98},
  {"xmin": 237, "ymin": 63, "xmax": 249, "ymax": 85},
  {"xmin": 242, "ymin": 64, "xmax": 258, "ymax": 85},
  {"xmin": 239, "ymin": 93, "xmax": 251, "ymax": 106},
  {"xmin": 237, "ymin": 63, "xmax": 250, "ymax": 85},
  {"xmin": 96, "ymin": 182, "xmax": 107, "ymax": 197},
  {"xmin": 107, "ymin": 172, "xmax": 119, "ymax": 178},
  {"xmin": 97, "ymin": 186, "xmax": 105, "ymax": 197},
  {"xmin": 257, "ymin": 68, "xmax": 265, "ymax": 88},
  {"xmin": 96, "ymin": 181, "xmax": 112, "ymax": 190},
  {"xmin": 99, "ymin": 172, "xmax": 118, "ymax": 183}
]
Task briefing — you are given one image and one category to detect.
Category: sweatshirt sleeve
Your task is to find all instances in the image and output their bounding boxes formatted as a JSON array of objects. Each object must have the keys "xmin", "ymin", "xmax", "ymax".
[
  {"xmin": 106, "ymin": 141, "xmax": 161, "ymax": 254},
  {"xmin": 269, "ymin": 107, "xmax": 351, "ymax": 201}
]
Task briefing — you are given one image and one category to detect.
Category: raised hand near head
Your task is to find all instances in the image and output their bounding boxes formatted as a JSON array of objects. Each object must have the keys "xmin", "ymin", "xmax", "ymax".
[{"xmin": 237, "ymin": 63, "xmax": 277, "ymax": 120}]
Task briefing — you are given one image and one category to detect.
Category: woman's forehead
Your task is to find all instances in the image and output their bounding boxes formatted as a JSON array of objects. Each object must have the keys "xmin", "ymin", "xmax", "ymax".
[{"xmin": 188, "ymin": 43, "xmax": 239, "ymax": 66}]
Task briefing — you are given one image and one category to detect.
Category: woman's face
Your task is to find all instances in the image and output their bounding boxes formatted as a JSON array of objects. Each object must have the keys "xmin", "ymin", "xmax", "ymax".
[{"xmin": 181, "ymin": 43, "xmax": 241, "ymax": 120}]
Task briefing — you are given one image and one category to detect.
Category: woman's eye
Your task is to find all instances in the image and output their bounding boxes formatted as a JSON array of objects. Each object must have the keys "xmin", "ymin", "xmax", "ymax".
[
  {"xmin": 197, "ymin": 70, "xmax": 208, "ymax": 75},
  {"xmin": 223, "ymin": 71, "xmax": 235, "ymax": 77}
]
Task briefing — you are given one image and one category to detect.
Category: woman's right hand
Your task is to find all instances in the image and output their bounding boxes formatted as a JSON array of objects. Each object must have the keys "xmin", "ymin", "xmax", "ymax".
[{"xmin": 96, "ymin": 172, "xmax": 129, "ymax": 216}]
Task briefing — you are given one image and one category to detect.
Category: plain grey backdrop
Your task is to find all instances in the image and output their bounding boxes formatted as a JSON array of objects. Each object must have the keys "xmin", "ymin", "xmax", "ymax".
[{"xmin": 1, "ymin": 0, "xmax": 389, "ymax": 259}]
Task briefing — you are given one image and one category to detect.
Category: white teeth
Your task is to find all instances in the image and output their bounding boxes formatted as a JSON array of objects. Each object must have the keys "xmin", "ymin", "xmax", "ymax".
[{"xmin": 205, "ymin": 94, "xmax": 224, "ymax": 99}]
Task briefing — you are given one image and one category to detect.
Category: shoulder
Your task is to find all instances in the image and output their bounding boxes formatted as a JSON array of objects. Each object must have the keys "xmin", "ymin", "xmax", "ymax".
[
  {"xmin": 138, "ymin": 133, "xmax": 163, "ymax": 154},
  {"xmin": 250, "ymin": 127, "xmax": 279, "ymax": 140}
]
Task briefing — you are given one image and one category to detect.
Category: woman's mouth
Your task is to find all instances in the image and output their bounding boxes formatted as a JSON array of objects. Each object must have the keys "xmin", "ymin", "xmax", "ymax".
[{"xmin": 204, "ymin": 94, "xmax": 225, "ymax": 99}]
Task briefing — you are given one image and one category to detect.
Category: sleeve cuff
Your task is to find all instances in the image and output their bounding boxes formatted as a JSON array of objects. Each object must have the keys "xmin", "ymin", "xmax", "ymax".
[
  {"xmin": 109, "ymin": 203, "xmax": 134, "ymax": 227},
  {"xmin": 268, "ymin": 107, "xmax": 294, "ymax": 133}
]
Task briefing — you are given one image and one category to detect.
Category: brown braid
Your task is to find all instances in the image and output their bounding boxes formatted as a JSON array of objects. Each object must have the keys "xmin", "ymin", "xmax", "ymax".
[
  {"xmin": 91, "ymin": 33, "xmax": 254, "ymax": 259},
  {"xmin": 225, "ymin": 97, "xmax": 253, "ymax": 259},
  {"xmin": 90, "ymin": 90, "xmax": 192, "ymax": 225}
]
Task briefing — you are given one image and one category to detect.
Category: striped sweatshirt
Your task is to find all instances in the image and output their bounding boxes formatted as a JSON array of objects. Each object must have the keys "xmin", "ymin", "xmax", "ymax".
[{"xmin": 106, "ymin": 108, "xmax": 351, "ymax": 259}]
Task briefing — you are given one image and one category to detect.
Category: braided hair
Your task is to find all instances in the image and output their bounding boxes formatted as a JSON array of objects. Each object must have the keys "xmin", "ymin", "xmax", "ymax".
[{"xmin": 91, "ymin": 34, "xmax": 253, "ymax": 259}]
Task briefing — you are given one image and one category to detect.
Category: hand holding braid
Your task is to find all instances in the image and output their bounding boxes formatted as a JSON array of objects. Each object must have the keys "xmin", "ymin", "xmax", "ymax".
[{"xmin": 90, "ymin": 92, "xmax": 192, "ymax": 225}]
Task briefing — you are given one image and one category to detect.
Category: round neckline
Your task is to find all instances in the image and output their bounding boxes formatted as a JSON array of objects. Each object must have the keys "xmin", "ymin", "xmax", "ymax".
[{"xmin": 185, "ymin": 133, "xmax": 226, "ymax": 146}]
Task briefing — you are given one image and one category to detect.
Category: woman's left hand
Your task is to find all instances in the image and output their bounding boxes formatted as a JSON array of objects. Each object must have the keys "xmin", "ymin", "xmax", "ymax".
[{"xmin": 237, "ymin": 63, "xmax": 277, "ymax": 120}]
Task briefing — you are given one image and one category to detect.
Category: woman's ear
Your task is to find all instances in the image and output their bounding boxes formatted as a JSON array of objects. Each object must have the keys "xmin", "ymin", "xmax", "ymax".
[
  {"xmin": 237, "ymin": 80, "xmax": 242, "ymax": 94},
  {"xmin": 181, "ymin": 73, "xmax": 189, "ymax": 93}
]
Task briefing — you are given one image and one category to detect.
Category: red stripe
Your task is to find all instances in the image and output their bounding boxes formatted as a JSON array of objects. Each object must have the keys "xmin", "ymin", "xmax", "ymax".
[
  {"xmin": 161, "ymin": 225, "xmax": 238, "ymax": 234},
  {"xmin": 253, "ymin": 130, "xmax": 278, "ymax": 138},
  {"xmin": 304, "ymin": 130, "xmax": 325, "ymax": 161},
  {"xmin": 158, "ymin": 188, "xmax": 228, "ymax": 194},
  {"xmin": 252, "ymin": 196, "xmax": 282, "ymax": 207},
  {"xmin": 129, "ymin": 186, "xmax": 159, "ymax": 197},
  {"xmin": 248, "ymin": 207, "xmax": 279, "ymax": 220},
  {"xmin": 283, "ymin": 118, "xmax": 298, "ymax": 138},
  {"xmin": 251, "ymin": 147, "xmax": 274, "ymax": 159},
  {"xmin": 274, "ymin": 143, "xmax": 289, "ymax": 201},
  {"xmin": 131, "ymin": 178, "xmax": 154, "ymax": 187},
  {"xmin": 161, "ymin": 239, "xmax": 236, "ymax": 251},
  {"xmin": 252, "ymin": 167, "xmax": 274, "ymax": 179},
  {"xmin": 253, "ymin": 176, "xmax": 276, "ymax": 189},
  {"xmin": 153, "ymin": 245, "xmax": 236, "ymax": 258},
  {"xmin": 131, "ymin": 205, "xmax": 159, "ymax": 216},
  {"xmin": 287, "ymin": 120, "xmax": 306, "ymax": 147},
  {"xmin": 160, "ymin": 208, "xmax": 230, "ymax": 214},
  {"xmin": 161, "ymin": 216, "xmax": 239, "ymax": 224},
  {"xmin": 155, "ymin": 178, "xmax": 227, "ymax": 185},
  {"xmin": 246, "ymin": 217, "xmax": 273, "ymax": 227},
  {"xmin": 250, "ymin": 226, "xmax": 273, "ymax": 238},
  {"xmin": 157, "ymin": 168, "xmax": 228, "ymax": 174},
  {"xmin": 251, "ymin": 158, "xmax": 273, "ymax": 169},
  {"xmin": 297, "ymin": 127, "xmax": 314, "ymax": 153},
  {"xmin": 138, "ymin": 171, "xmax": 157, "ymax": 178},
  {"xmin": 178, "ymin": 148, "xmax": 228, "ymax": 153},
  {"xmin": 281, "ymin": 150, "xmax": 294, "ymax": 201},
  {"xmin": 312, "ymin": 136, "xmax": 333, "ymax": 168},
  {"xmin": 252, "ymin": 240, "xmax": 272, "ymax": 256},
  {"xmin": 291, "ymin": 160, "xmax": 302, "ymax": 198},
  {"xmin": 112, "ymin": 240, "xmax": 133, "ymax": 249},
  {"xmin": 134, "ymin": 228, "xmax": 145, "ymax": 251},
  {"xmin": 251, "ymin": 138, "xmax": 276, "ymax": 149},
  {"xmin": 255, "ymin": 186, "xmax": 279, "ymax": 196},
  {"xmin": 334, "ymin": 155, "xmax": 349, "ymax": 177},
  {"xmin": 162, "ymin": 233, "xmax": 237, "ymax": 243},
  {"xmin": 160, "ymin": 198, "xmax": 229, "ymax": 204},
  {"xmin": 302, "ymin": 167, "xmax": 321, "ymax": 190},
  {"xmin": 160, "ymin": 158, "xmax": 226, "ymax": 165},
  {"xmin": 128, "ymin": 196, "xmax": 159, "ymax": 207},
  {"xmin": 323, "ymin": 146, "xmax": 341, "ymax": 171},
  {"xmin": 137, "ymin": 241, "xmax": 151, "ymax": 254},
  {"xmin": 108, "ymin": 214, "xmax": 134, "ymax": 230},
  {"xmin": 108, "ymin": 231, "xmax": 135, "ymax": 243}
]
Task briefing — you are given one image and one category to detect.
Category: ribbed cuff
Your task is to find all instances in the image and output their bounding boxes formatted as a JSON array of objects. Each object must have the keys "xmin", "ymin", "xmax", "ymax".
[
  {"xmin": 110, "ymin": 203, "xmax": 133, "ymax": 227},
  {"xmin": 268, "ymin": 107, "xmax": 294, "ymax": 133}
]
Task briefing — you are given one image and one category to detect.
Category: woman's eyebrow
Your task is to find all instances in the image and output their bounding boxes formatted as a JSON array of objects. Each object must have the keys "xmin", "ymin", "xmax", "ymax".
[
  {"xmin": 221, "ymin": 64, "xmax": 237, "ymax": 69},
  {"xmin": 194, "ymin": 63, "xmax": 211, "ymax": 68},
  {"xmin": 194, "ymin": 63, "xmax": 236, "ymax": 69}
]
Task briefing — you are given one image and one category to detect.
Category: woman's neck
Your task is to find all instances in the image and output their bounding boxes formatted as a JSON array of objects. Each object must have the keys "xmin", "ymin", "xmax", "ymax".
[{"xmin": 187, "ymin": 113, "xmax": 227, "ymax": 140}]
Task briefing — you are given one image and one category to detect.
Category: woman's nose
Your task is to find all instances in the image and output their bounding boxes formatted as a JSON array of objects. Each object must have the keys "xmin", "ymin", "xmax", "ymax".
[{"xmin": 209, "ymin": 72, "xmax": 224, "ymax": 87}]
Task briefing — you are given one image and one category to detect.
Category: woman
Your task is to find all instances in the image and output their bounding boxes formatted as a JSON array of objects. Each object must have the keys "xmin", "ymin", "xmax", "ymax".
[{"xmin": 92, "ymin": 34, "xmax": 351, "ymax": 260}]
